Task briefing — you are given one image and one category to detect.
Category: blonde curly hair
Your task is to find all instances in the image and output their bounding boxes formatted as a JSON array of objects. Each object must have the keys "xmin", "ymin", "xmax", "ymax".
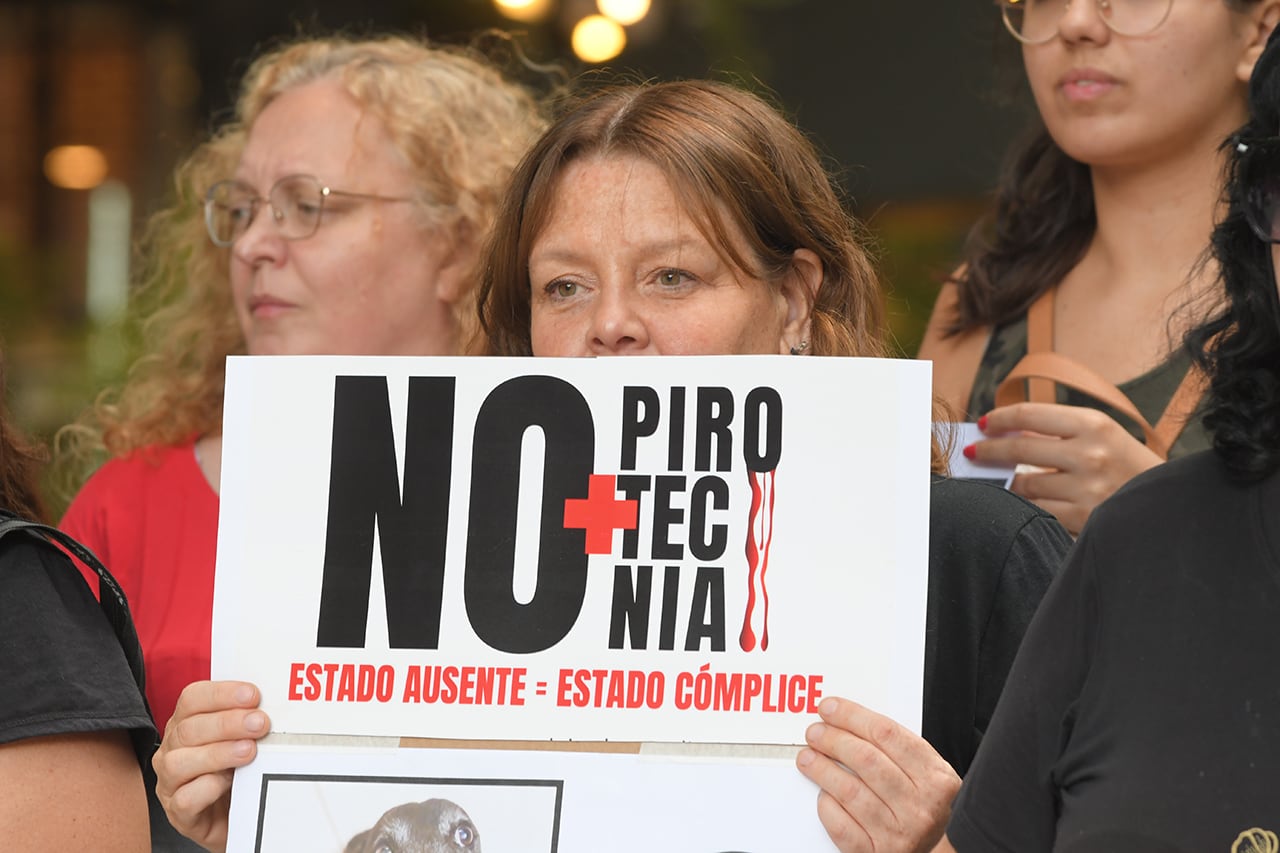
[{"xmin": 59, "ymin": 33, "xmax": 547, "ymax": 483}]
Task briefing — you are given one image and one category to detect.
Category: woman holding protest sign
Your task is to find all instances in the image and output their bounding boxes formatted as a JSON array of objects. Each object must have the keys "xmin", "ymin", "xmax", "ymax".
[
  {"xmin": 477, "ymin": 78, "xmax": 1074, "ymax": 852},
  {"xmin": 59, "ymin": 32, "xmax": 546, "ymax": 851},
  {"xmin": 917, "ymin": 0, "xmax": 1279, "ymax": 535},
  {"xmin": 0, "ymin": 346, "xmax": 155, "ymax": 850},
  {"xmin": 153, "ymin": 78, "xmax": 1070, "ymax": 853}
]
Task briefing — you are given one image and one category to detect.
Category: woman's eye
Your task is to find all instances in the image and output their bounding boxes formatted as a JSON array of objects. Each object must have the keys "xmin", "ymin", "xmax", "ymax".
[
  {"xmin": 549, "ymin": 280, "xmax": 578, "ymax": 298},
  {"xmin": 226, "ymin": 202, "xmax": 254, "ymax": 224},
  {"xmin": 657, "ymin": 268, "xmax": 692, "ymax": 287}
]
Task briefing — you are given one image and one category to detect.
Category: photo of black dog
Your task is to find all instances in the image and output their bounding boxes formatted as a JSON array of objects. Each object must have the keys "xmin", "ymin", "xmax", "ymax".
[{"xmin": 343, "ymin": 798, "xmax": 481, "ymax": 853}]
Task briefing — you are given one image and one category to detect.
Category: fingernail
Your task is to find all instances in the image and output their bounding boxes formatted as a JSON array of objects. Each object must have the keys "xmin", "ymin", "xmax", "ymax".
[
  {"xmin": 806, "ymin": 722, "xmax": 827, "ymax": 743},
  {"xmin": 232, "ymin": 740, "xmax": 253, "ymax": 758},
  {"xmin": 796, "ymin": 748, "xmax": 815, "ymax": 767},
  {"xmin": 977, "ymin": 414, "xmax": 988, "ymax": 431},
  {"xmin": 245, "ymin": 711, "xmax": 266, "ymax": 733},
  {"xmin": 234, "ymin": 685, "xmax": 254, "ymax": 704},
  {"xmin": 962, "ymin": 443, "xmax": 976, "ymax": 460},
  {"xmin": 819, "ymin": 697, "xmax": 838, "ymax": 717}
]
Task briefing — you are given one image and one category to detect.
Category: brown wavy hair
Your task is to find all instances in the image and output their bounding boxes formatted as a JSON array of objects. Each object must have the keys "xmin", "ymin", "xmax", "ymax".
[
  {"xmin": 479, "ymin": 80, "xmax": 885, "ymax": 358},
  {"xmin": 0, "ymin": 348, "xmax": 49, "ymax": 523},
  {"xmin": 58, "ymin": 33, "xmax": 548, "ymax": 487},
  {"xmin": 478, "ymin": 79, "xmax": 946, "ymax": 472}
]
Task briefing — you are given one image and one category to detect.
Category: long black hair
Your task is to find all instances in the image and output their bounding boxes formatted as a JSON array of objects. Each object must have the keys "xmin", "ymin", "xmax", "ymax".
[
  {"xmin": 947, "ymin": 121, "xmax": 1093, "ymax": 333},
  {"xmin": 1188, "ymin": 28, "xmax": 1280, "ymax": 480}
]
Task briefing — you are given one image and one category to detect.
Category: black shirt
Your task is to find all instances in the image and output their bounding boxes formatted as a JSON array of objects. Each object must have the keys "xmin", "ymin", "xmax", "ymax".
[
  {"xmin": 949, "ymin": 451, "xmax": 1280, "ymax": 851},
  {"xmin": 0, "ymin": 533, "xmax": 154, "ymax": 764},
  {"xmin": 925, "ymin": 476, "xmax": 1073, "ymax": 775}
]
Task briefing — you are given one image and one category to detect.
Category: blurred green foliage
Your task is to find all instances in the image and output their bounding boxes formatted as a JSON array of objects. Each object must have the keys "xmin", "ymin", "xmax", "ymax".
[
  {"xmin": 868, "ymin": 201, "xmax": 981, "ymax": 357},
  {"xmin": 1, "ymin": 234, "xmax": 136, "ymax": 521}
]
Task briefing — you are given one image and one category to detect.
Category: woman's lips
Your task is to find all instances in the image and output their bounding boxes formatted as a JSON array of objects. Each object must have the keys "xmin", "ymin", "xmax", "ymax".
[
  {"xmin": 1060, "ymin": 68, "xmax": 1119, "ymax": 102},
  {"xmin": 248, "ymin": 295, "xmax": 297, "ymax": 319}
]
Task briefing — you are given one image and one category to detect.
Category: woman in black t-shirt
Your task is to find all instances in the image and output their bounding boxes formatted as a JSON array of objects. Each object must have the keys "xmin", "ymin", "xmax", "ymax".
[{"xmin": 0, "ymin": 349, "xmax": 154, "ymax": 850}]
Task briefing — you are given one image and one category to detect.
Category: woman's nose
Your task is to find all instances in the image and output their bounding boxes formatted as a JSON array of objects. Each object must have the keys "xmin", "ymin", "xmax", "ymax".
[
  {"xmin": 588, "ymin": 286, "xmax": 650, "ymax": 355},
  {"xmin": 230, "ymin": 203, "xmax": 287, "ymax": 267},
  {"xmin": 1057, "ymin": 0, "xmax": 1110, "ymax": 44}
]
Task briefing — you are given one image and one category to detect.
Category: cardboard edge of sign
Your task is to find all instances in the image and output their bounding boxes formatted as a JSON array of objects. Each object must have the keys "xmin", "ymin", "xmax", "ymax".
[
  {"xmin": 264, "ymin": 732, "xmax": 801, "ymax": 760},
  {"xmin": 399, "ymin": 738, "xmax": 801, "ymax": 759}
]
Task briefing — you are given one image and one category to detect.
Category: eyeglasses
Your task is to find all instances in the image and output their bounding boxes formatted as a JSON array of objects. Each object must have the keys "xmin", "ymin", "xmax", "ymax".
[
  {"xmin": 1236, "ymin": 137, "xmax": 1280, "ymax": 244},
  {"xmin": 203, "ymin": 174, "xmax": 413, "ymax": 248},
  {"xmin": 999, "ymin": 0, "xmax": 1173, "ymax": 44}
]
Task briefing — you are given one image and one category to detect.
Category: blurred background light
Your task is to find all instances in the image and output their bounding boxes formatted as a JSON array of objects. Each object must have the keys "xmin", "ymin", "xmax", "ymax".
[
  {"xmin": 86, "ymin": 179, "xmax": 131, "ymax": 325},
  {"xmin": 493, "ymin": 0, "xmax": 554, "ymax": 23},
  {"xmin": 572, "ymin": 15, "xmax": 626, "ymax": 63},
  {"xmin": 43, "ymin": 145, "xmax": 109, "ymax": 190},
  {"xmin": 598, "ymin": 0, "xmax": 650, "ymax": 26}
]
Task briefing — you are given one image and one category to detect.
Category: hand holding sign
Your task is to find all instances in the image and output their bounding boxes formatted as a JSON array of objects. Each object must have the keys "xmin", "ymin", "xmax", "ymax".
[
  {"xmin": 153, "ymin": 680, "xmax": 270, "ymax": 853},
  {"xmin": 796, "ymin": 698, "xmax": 958, "ymax": 853}
]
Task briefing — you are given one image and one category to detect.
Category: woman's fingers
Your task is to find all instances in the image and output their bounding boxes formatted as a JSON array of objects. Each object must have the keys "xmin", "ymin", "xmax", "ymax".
[
  {"xmin": 153, "ymin": 680, "xmax": 269, "ymax": 853},
  {"xmin": 164, "ymin": 768, "xmax": 233, "ymax": 829},
  {"xmin": 969, "ymin": 402, "xmax": 1164, "ymax": 532},
  {"xmin": 164, "ymin": 704, "xmax": 268, "ymax": 756},
  {"xmin": 167, "ymin": 681, "xmax": 261, "ymax": 733},
  {"xmin": 154, "ymin": 713, "xmax": 264, "ymax": 795},
  {"xmin": 796, "ymin": 698, "xmax": 959, "ymax": 853},
  {"xmin": 979, "ymin": 402, "xmax": 1097, "ymax": 438}
]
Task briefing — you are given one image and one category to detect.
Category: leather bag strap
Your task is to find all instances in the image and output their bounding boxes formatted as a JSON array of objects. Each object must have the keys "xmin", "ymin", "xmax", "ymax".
[
  {"xmin": 1151, "ymin": 365, "xmax": 1208, "ymax": 455},
  {"xmin": 1023, "ymin": 288, "xmax": 1057, "ymax": 403},
  {"xmin": 995, "ymin": 351, "xmax": 1206, "ymax": 460},
  {"xmin": 1008, "ymin": 286, "xmax": 1206, "ymax": 459}
]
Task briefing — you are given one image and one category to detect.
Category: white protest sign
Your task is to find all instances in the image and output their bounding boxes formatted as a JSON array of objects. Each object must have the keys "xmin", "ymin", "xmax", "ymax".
[
  {"xmin": 228, "ymin": 743, "xmax": 836, "ymax": 852},
  {"xmin": 213, "ymin": 355, "xmax": 930, "ymax": 744}
]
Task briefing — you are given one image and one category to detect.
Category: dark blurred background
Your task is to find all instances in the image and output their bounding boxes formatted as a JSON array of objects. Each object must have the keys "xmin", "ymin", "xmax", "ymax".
[{"xmin": 0, "ymin": 0, "xmax": 1037, "ymax": 508}]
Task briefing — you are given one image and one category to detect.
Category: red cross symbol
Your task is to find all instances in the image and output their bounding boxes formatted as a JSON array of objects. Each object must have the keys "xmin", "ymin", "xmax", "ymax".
[{"xmin": 563, "ymin": 474, "xmax": 639, "ymax": 555}]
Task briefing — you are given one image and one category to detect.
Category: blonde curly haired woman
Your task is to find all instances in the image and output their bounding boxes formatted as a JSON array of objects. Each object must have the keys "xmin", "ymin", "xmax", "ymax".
[{"xmin": 57, "ymin": 33, "xmax": 546, "ymax": 851}]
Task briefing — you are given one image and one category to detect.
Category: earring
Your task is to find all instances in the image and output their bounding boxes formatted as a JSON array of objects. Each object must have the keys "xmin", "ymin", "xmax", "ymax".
[{"xmin": 789, "ymin": 340, "xmax": 809, "ymax": 355}]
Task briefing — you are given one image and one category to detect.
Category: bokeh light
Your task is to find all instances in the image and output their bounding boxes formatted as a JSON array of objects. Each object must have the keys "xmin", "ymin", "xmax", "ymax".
[
  {"xmin": 598, "ymin": 0, "xmax": 651, "ymax": 26},
  {"xmin": 44, "ymin": 145, "xmax": 109, "ymax": 190},
  {"xmin": 572, "ymin": 15, "xmax": 627, "ymax": 63},
  {"xmin": 493, "ymin": 0, "xmax": 553, "ymax": 23}
]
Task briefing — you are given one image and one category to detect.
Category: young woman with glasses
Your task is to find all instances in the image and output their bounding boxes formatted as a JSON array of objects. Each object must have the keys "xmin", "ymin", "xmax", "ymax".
[
  {"xmin": 918, "ymin": 0, "xmax": 1280, "ymax": 535},
  {"xmin": 942, "ymin": 27, "xmax": 1280, "ymax": 849},
  {"xmin": 56, "ymin": 34, "xmax": 546, "ymax": 851}
]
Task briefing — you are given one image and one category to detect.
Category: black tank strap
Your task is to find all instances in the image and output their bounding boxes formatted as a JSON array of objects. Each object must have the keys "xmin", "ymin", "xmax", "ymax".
[{"xmin": 0, "ymin": 513, "xmax": 147, "ymax": 700}]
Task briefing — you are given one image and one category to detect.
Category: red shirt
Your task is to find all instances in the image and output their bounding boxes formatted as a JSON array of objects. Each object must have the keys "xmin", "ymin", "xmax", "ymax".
[{"xmin": 61, "ymin": 443, "xmax": 219, "ymax": 731}]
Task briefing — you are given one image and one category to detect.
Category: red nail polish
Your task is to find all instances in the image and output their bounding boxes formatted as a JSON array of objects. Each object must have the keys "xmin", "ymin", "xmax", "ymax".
[
  {"xmin": 977, "ymin": 415, "xmax": 988, "ymax": 431},
  {"xmin": 962, "ymin": 444, "xmax": 976, "ymax": 460}
]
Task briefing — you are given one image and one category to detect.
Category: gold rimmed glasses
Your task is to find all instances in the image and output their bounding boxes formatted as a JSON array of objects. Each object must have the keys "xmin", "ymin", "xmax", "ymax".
[
  {"xmin": 204, "ymin": 174, "xmax": 413, "ymax": 247},
  {"xmin": 999, "ymin": 0, "xmax": 1173, "ymax": 45}
]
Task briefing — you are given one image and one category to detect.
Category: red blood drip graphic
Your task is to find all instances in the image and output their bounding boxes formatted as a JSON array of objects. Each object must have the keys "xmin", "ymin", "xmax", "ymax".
[{"xmin": 739, "ymin": 468, "xmax": 776, "ymax": 651}]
